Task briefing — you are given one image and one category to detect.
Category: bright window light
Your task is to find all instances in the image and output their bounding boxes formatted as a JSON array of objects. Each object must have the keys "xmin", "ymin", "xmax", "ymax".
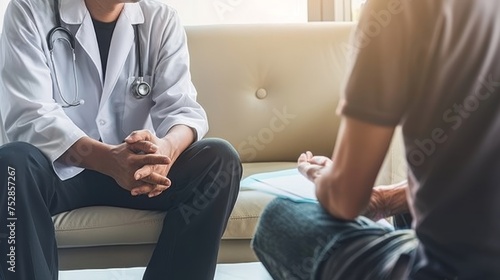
[
  {"xmin": 0, "ymin": 0, "xmax": 308, "ymax": 30},
  {"xmin": 160, "ymin": 0, "xmax": 308, "ymax": 25},
  {"xmin": 351, "ymin": 0, "xmax": 366, "ymax": 21}
]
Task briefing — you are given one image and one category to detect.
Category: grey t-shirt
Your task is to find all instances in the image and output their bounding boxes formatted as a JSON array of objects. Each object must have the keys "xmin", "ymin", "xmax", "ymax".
[{"xmin": 340, "ymin": 0, "xmax": 500, "ymax": 278}]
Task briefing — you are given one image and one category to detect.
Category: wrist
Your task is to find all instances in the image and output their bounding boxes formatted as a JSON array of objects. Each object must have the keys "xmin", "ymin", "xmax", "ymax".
[
  {"xmin": 158, "ymin": 137, "xmax": 178, "ymax": 161},
  {"xmin": 160, "ymin": 125, "xmax": 195, "ymax": 161},
  {"xmin": 93, "ymin": 143, "xmax": 115, "ymax": 176},
  {"xmin": 59, "ymin": 138, "xmax": 119, "ymax": 178}
]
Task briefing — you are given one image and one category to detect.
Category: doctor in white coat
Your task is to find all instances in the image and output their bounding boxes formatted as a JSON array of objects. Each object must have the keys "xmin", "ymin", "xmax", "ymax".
[{"xmin": 0, "ymin": 0, "xmax": 241, "ymax": 279}]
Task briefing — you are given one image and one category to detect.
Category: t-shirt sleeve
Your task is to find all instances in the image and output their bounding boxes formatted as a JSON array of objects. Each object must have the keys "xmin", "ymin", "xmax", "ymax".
[{"xmin": 338, "ymin": 0, "xmax": 417, "ymax": 126}]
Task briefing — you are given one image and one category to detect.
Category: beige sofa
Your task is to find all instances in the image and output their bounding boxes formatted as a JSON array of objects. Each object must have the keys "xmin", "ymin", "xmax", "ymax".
[{"xmin": 50, "ymin": 22, "xmax": 407, "ymax": 270}]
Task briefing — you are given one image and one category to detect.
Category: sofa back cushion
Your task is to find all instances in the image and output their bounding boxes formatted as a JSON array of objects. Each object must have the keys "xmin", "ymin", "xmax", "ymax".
[{"xmin": 186, "ymin": 23, "xmax": 356, "ymax": 163}]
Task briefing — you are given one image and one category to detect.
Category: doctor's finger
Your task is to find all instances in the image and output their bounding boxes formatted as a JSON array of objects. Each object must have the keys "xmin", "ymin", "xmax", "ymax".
[
  {"xmin": 131, "ymin": 184, "xmax": 168, "ymax": 197},
  {"xmin": 134, "ymin": 164, "xmax": 155, "ymax": 180},
  {"xmin": 128, "ymin": 141, "xmax": 158, "ymax": 154},
  {"xmin": 130, "ymin": 183, "xmax": 155, "ymax": 196},
  {"xmin": 125, "ymin": 130, "xmax": 154, "ymax": 143},
  {"xmin": 147, "ymin": 185, "xmax": 170, "ymax": 198},
  {"xmin": 139, "ymin": 172, "xmax": 171, "ymax": 188},
  {"xmin": 134, "ymin": 164, "xmax": 169, "ymax": 181},
  {"xmin": 133, "ymin": 154, "xmax": 171, "ymax": 166}
]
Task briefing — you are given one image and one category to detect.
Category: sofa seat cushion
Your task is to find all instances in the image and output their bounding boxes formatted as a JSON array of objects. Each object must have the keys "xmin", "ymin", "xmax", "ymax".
[{"xmin": 54, "ymin": 162, "xmax": 298, "ymax": 248}]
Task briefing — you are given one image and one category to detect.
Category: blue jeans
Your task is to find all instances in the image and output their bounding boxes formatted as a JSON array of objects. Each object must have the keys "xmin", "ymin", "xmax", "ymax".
[{"xmin": 252, "ymin": 198, "xmax": 418, "ymax": 280}]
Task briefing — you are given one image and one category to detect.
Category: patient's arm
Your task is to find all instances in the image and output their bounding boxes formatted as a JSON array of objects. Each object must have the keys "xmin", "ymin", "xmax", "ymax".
[{"xmin": 315, "ymin": 117, "xmax": 396, "ymax": 220}]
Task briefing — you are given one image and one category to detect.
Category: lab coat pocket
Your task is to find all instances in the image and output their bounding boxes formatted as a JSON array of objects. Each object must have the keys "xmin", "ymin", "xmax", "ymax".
[{"xmin": 122, "ymin": 76, "xmax": 154, "ymax": 135}]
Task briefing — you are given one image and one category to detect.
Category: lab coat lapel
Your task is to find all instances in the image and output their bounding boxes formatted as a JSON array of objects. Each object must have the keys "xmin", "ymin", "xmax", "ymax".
[
  {"xmin": 100, "ymin": 4, "xmax": 145, "ymax": 110},
  {"xmin": 60, "ymin": 0, "xmax": 103, "ymax": 83},
  {"xmin": 100, "ymin": 18, "xmax": 134, "ymax": 109},
  {"xmin": 75, "ymin": 17, "xmax": 104, "ymax": 84}
]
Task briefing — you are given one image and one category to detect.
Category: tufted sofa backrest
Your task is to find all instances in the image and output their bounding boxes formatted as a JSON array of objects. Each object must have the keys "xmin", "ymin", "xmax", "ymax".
[{"xmin": 186, "ymin": 23, "xmax": 356, "ymax": 163}]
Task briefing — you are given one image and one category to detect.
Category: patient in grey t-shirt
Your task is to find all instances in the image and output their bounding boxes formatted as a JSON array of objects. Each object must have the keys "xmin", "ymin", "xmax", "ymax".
[{"xmin": 340, "ymin": 0, "xmax": 500, "ymax": 277}]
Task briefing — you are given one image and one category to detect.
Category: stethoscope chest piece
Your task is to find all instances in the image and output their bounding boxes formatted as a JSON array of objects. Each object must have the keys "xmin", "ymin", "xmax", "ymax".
[{"xmin": 132, "ymin": 77, "xmax": 152, "ymax": 99}]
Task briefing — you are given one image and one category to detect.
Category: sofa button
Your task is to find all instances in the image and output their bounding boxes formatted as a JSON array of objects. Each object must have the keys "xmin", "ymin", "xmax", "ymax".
[{"xmin": 256, "ymin": 88, "xmax": 268, "ymax": 99}]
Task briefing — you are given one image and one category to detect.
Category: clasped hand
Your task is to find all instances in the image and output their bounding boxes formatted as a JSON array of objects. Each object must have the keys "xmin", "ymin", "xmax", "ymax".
[{"xmin": 109, "ymin": 130, "xmax": 173, "ymax": 197}]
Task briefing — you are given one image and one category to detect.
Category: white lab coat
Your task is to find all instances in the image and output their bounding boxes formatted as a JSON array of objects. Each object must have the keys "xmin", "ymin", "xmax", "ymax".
[{"xmin": 0, "ymin": 0, "xmax": 208, "ymax": 180}]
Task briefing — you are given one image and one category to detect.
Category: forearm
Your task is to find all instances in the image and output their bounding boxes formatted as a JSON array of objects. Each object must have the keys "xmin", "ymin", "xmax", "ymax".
[
  {"xmin": 313, "ymin": 117, "xmax": 396, "ymax": 220},
  {"xmin": 57, "ymin": 136, "xmax": 113, "ymax": 175},
  {"xmin": 315, "ymin": 169, "xmax": 374, "ymax": 220}
]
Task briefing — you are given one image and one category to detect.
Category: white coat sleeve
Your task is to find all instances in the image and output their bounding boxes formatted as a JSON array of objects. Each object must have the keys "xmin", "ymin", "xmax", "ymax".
[
  {"xmin": 0, "ymin": 1, "xmax": 86, "ymax": 180},
  {"xmin": 149, "ymin": 10, "xmax": 209, "ymax": 141}
]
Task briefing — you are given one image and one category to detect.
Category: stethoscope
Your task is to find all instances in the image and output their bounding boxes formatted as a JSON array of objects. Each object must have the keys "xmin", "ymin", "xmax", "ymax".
[{"xmin": 47, "ymin": 0, "xmax": 152, "ymax": 108}]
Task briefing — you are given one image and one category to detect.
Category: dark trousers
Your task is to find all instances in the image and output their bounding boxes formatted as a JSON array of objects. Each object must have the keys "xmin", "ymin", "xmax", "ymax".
[{"xmin": 0, "ymin": 139, "xmax": 241, "ymax": 280}]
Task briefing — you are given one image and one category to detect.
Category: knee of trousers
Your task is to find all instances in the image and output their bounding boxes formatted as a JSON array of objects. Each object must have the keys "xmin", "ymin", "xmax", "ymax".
[
  {"xmin": 0, "ymin": 142, "xmax": 47, "ymax": 166},
  {"xmin": 196, "ymin": 138, "xmax": 242, "ymax": 182},
  {"xmin": 199, "ymin": 138, "xmax": 241, "ymax": 166},
  {"xmin": 180, "ymin": 138, "xmax": 242, "ymax": 205},
  {"xmin": 0, "ymin": 142, "xmax": 52, "ymax": 197}
]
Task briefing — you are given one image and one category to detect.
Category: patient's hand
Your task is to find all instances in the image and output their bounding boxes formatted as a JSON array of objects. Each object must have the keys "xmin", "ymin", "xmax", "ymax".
[
  {"xmin": 297, "ymin": 151, "xmax": 333, "ymax": 182},
  {"xmin": 363, "ymin": 186, "xmax": 390, "ymax": 220},
  {"xmin": 363, "ymin": 182, "xmax": 409, "ymax": 221}
]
